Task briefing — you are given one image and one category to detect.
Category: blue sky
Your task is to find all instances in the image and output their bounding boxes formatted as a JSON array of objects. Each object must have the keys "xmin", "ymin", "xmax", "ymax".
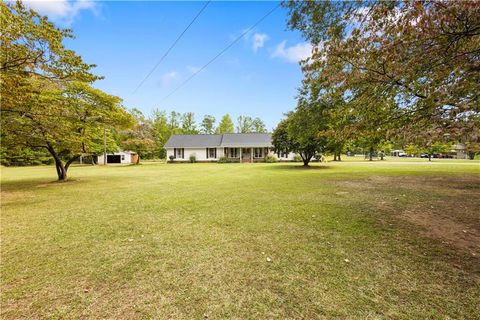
[{"xmin": 24, "ymin": 0, "xmax": 311, "ymax": 130}]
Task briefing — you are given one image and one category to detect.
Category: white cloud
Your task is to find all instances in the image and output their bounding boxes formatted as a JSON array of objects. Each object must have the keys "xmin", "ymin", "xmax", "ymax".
[
  {"xmin": 160, "ymin": 71, "xmax": 178, "ymax": 87},
  {"xmin": 252, "ymin": 33, "xmax": 269, "ymax": 52},
  {"xmin": 22, "ymin": 0, "xmax": 98, "ymax": 25},
  {"xmin": 234, "ymin": 29, "xmax": 269, "ymax": 53},
  {"xmin": 271, "ymin": 40, "xmax": 312, "ymax": 63}
]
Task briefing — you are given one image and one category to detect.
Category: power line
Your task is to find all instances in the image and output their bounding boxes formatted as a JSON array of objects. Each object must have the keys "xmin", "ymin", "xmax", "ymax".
[
  {"xmin": 132, "ymin": 1, "xmax": 211, "ymax": 94},
  {"xmin": 160, "ymin": 3, "xmax": 281, "ymax": 102}
]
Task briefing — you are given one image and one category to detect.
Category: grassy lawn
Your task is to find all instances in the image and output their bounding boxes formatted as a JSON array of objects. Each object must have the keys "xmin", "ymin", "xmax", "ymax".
[{"xmin": 1, "ymin": 159, "xmax": 479, "ymax": 318}]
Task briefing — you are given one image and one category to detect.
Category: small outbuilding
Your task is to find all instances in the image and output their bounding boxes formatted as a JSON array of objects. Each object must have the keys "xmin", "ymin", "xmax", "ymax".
[
  {"xmin": 97, "ymin": 151, "xmax": 139, "ymax": 164},
  {"xmin": 391, "ymin": 150, "xmax": 407, "ymax": 157},
  {"xmin": 450, "ymin": 144, "xmax": 467, "ymax": 159}
]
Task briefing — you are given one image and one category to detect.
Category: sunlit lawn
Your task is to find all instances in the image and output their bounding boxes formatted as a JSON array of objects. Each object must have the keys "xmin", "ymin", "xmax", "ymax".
[{"xmin": 1, "ymin": 158, "xmax": 479, "ymax": 318}]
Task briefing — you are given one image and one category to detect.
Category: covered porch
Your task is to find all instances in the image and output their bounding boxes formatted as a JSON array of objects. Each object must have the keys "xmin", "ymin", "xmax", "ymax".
[{"xmin": 224, "ymin": 147, "xmax": 270, "ymax": 163}]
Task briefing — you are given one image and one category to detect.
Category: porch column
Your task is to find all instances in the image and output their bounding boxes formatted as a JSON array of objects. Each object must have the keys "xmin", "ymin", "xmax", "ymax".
[{"xmin": 240, "ymin": 148, "xmax": 242, "ymax": 162}]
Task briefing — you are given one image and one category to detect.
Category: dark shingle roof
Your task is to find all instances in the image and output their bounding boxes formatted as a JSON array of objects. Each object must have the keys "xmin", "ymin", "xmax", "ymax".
[
  {"xmin": 220, "ymin": 133, "xmax": 272, "ymax": 147},
  {"xmin": 164, "ymin": 134, "xmax": 222, "ymax": 148},
  {"xmin": 164, "ymin": 133, "xmax": 272, "ymax": 148}
]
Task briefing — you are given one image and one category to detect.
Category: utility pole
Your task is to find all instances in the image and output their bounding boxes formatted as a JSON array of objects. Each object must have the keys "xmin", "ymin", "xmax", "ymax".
[{"xmin": 103, "ymin": 127, "xmax": 107, "ymax": 165}]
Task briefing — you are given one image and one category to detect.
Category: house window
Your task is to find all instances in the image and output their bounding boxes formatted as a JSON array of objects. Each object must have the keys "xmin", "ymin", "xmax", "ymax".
[
  {"xmin": 254, "ymin": 148, "xmax": 263, "ymax": 158},
  {"xmin": 175, "ymin": 148, "xmax": 184, "ymax": 159},
  {"xmin": 121, "ymin": 155, "xmax": 125, "ymax": 161},
  {"xmin": 209, "ymin": 148, "xmax": 216, "ymax": 158},
  {"xmin": 277, "ymin": 150, "xmax": 288, "ymax": 158},
  {"xmin": 206, "ymin": 148, "xmax": 216, "ymax": 159},
  {"xmin": 229, "ymin": 148, "xmax": 238, "ymax": 158}
]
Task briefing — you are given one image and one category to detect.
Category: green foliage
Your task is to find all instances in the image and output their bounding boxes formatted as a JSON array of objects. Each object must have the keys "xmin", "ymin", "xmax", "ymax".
[
  {"xmin": 216, "ymin": 114, "xmax": 234, "ymax": 134},
  {"xmin": 0, "ymin": 146, "xmax": 53, "ymax": 166},
  {"xmin": 252, "ymin": 117, "xmax": 267, "ymax": 133},
  {"xmin": 285, "ymin": 0, "xmax": 480, "ymax": 142},
  {"xmin": 293, "ymin": 154, "xmax": 302, "ymax": 162},
  {"xmin": 189, "ymin": 154, "xmax": 196, "ymax": 163},
  {"xmin": 181, "ymin": 112, "xmax": 198, "ymax": 134},
  {"xmin": 236, "ymin": 116, "xmax": 267, "ymax": 133},
  {"xmin": 0, "ymin": 2, "xmax": 133, "ymax": 179},
  {"xmin": 271, "ymin": 119, "xmax": 294, "ymax": 155},
  {"xmin": 151, "ymin": 109, "xmax": 171, "ymax": 159},
  {"xmin": 0, "ymin": 1, "xmax": 98, "ymax": 82},
  {"xmin": 201, "ymin": 115, "xmax": 216, "ymax": 134},
  {"xmin": 236, "ymin": 115, "xmax": 253, "ymax": 133},
  {"xmin": 405, "ymin": 144, "xmax": 423, "ymax": 157},
  {"xmin": 217, "ymin": 156, "xmax": 229, "ymax": 163},
  {"xmin": 119, "ymin": 108, "xmax": 155, "ymax": 161},
  {"xmin": 265, "ymin": 154, "xmax": 278, "ymax": 163}
]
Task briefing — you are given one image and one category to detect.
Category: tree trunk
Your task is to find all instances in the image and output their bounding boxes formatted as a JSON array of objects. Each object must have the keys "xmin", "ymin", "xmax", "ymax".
[
  {"xmin": 338, "ymin": 153, "xmax": 341, "ymax": 161},
  {"xmin": 46, "ymin": 144, "xmax": 80, "ymax": 181},
  {"xmin": 136, "ymin": 155, "xmax": 140, "ymax": 165},
  {"xmin": 300, "ymin": 153, "xmax": 311, "ymax": 166},
  {"xmin": 428, "ymin": 154, "xmax": 432, "ymax": 161},
  {"xmin": 369, "ymin": 147, "xmax": 374, "ymax": 161},
  {"xmin": 333, "ymin": 153, "xmax": 338, "ymax": 161},
  {"xmin": 54, "ymin": 159, "xmax": 67, "ymax": 180}
]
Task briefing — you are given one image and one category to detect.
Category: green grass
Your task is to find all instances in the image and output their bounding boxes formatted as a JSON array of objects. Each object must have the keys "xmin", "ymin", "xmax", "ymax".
[{"xmin": 1, "ymin": 159, "xmax": 479, "ymax": 318}]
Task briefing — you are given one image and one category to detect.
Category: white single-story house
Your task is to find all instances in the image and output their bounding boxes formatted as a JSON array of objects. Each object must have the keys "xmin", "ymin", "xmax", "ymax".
[
  {"xmin": 97, "ymin": 151, "xmax": 139, "ymax": 164},
  {"xmin": 165, "ymin": 133, "xmax": 296, "ymax": 162}
]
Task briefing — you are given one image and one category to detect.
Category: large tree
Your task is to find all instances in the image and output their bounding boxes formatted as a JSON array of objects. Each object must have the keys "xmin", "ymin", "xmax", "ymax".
[
  {"xmin": 216, "ymin": 114, "xmax": 234, "ymax": 133},
  {"xmin": 236, "ymin": 115, "xmax": 253, "ymax": 133},
  {"xmin": 0, "ymin": 1, "xmax": 133, "ymax": 180},
  {"xmin": 119, "ymin": 109, "xmax": 155, "ymax": 163},
  {"xmin": 2, "ymin": 79, "xmax": 133, "ymax": 180},
  {"xmin": 284, "ymin": 0, "xmax": 480, "ymax": 141},
  {"xmin": 1, "ymin": 1, "xmax": 97, "ymax": 81},
  {"xmin": 151, "ymin": 109, "xmax": 171, "ymax": 158},
  {"xmin": 181, "ymin": 112, "xmax": 198, "ymax": 134},
  {"xmin": 272, "ymin": 86, "xmax": 329, "ymax": 166},
  {"xmin": 200, "ymin": 114, "xmax": 216, "ymax": 134},
  {"xmin": 252, "ymin": 117, "xmax": 267, "ymax": 133}
]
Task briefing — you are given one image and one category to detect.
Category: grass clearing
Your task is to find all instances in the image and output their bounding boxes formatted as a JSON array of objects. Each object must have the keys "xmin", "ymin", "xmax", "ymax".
[{"xmin": 1, "ymin": 159, "xmax": 479, "ymax": 318}]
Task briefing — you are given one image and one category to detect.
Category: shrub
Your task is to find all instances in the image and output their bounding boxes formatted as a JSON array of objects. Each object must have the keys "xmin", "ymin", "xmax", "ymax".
[
  {"xmin": 218, "ymin": 156, "xmax": 229, "ymax": 163},
  {"xmin": 265, "ymin": 154, "xmax": 278, "ymax": 163},
  {"xmin": 169, "ymin": 155, "xmax": 174, "ymax": 162},
  {"xmin": 189, "ymin": 154, "xmax": 196, "ymax": 163},
  {"xmin": 293, "ymin": 154, "xmax": 302, "ymax": 162}
]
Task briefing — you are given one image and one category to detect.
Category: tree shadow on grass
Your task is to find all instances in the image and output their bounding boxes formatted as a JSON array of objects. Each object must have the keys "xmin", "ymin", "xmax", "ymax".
[
  {"xmin": 1, "ymin": 177, "xmax": 86, "ymax": 193},
  {"xmin": 264, "ymin": 164, "xmax": 332, "ymax": 171}
]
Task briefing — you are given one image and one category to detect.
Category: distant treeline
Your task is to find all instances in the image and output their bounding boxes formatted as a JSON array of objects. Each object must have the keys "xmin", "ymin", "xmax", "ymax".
[{"xmin": 1, "ymin": 109, "xmax": 267, "ymax": 165}]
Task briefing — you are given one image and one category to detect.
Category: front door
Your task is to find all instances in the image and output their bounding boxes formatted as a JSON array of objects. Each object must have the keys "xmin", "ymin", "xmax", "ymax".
[{"xmin": 241, "ymin": 148, "xmax": 251, "ymax": 163}]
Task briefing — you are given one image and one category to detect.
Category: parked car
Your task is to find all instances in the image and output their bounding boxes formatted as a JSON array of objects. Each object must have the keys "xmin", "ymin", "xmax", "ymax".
[
  {"xmin": 420, "ymin": 154, "xmax": 429, "ymax": 158},
  {"xmin": 398, "ymin": 152, "xmax": 407, "ymax": 157}
]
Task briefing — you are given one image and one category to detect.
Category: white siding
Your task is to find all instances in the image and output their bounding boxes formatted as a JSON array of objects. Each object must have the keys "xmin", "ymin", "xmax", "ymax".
[
  {"xmin": 166, "ymin": 148, "xmax": 223, "ymax": 161},
  {"xmin": 276, "ymin": 151, "xmax": 296, "ymax": 161},
  {"xmin": 97, "ymin": 151, "xmax": 133, "ymax": 164},
  {"xmin": 166, "ymin": 147, "xmax": 296, "ymax": 162}
]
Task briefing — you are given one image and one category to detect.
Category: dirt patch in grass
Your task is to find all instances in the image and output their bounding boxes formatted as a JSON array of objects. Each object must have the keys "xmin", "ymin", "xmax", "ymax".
[
  {"xmin": 401, "ymin": 209, "xmax": 480, "ymax": 252},
  {"xmin": 336, "ymin": 175, "xmax": 480, "ymax": 254}
]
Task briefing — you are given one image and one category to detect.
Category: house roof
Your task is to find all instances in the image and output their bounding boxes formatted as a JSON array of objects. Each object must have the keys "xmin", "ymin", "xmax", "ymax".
[
  {"xmin": 220, "ymin": 133, "xmax": 273, "ymax": 147},
  {"xmin": 164, "ymin": 133, "xmax": 273, "ymax": 148},
  {"xmin": 164, "ymin": 134, "xmax": 223, "ymax": 148}
]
